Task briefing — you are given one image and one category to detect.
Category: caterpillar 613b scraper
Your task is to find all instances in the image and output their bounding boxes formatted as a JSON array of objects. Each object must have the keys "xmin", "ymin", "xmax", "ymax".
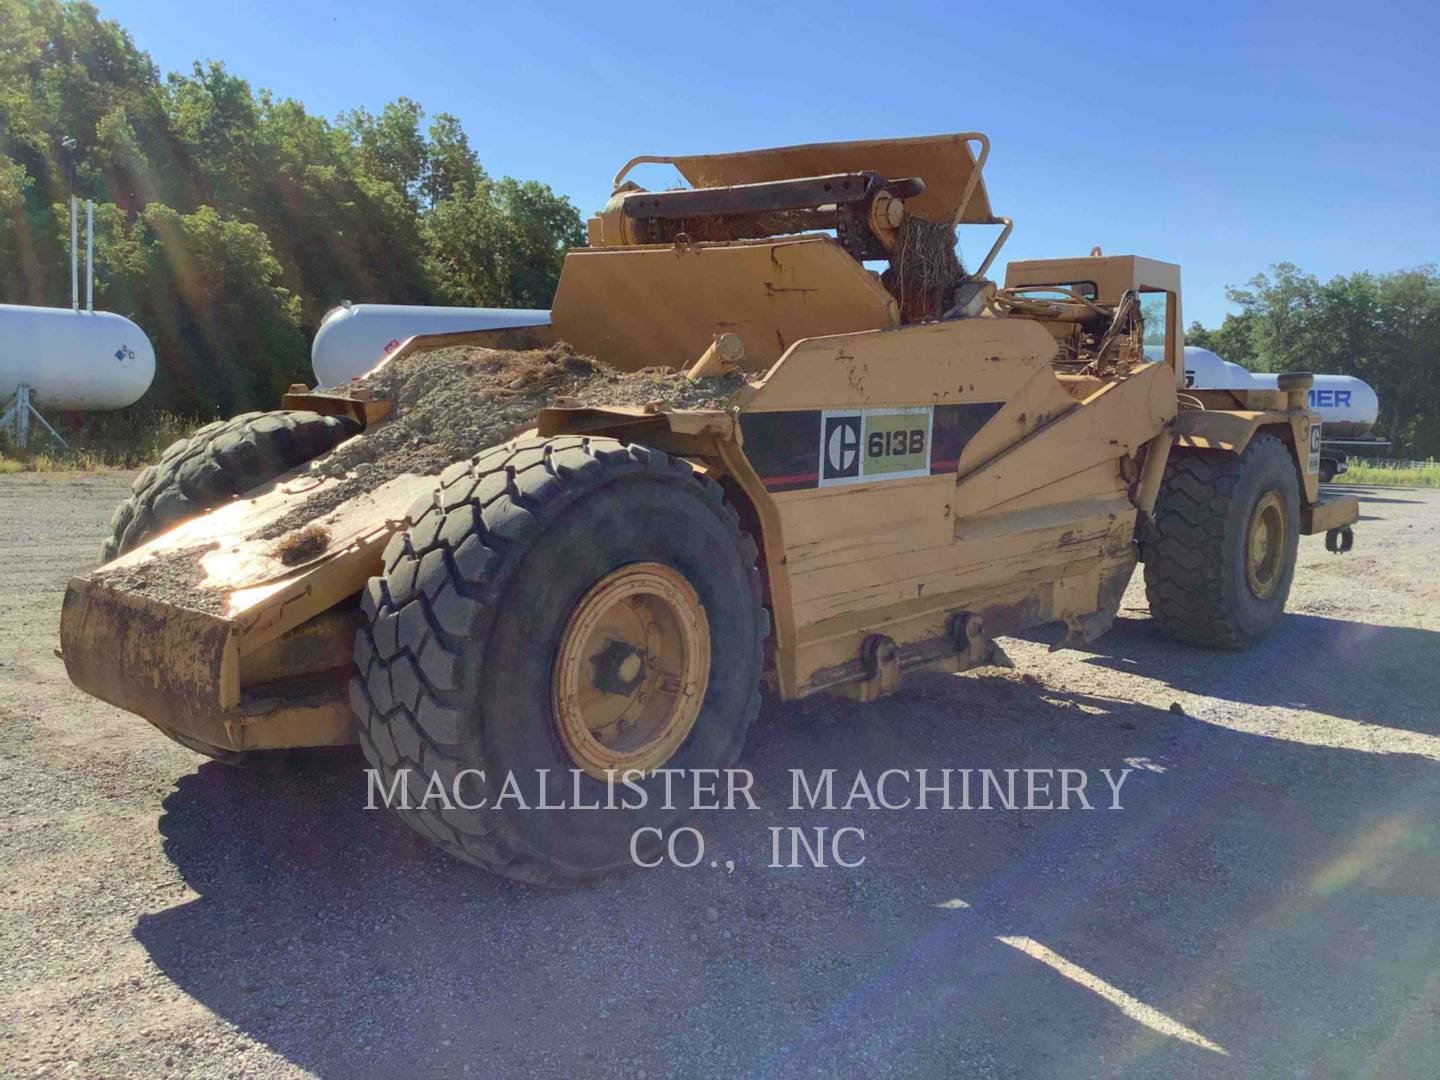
[{"xmin": 61, "ymin": 133, "xmax": 1360, "ymax": 885}]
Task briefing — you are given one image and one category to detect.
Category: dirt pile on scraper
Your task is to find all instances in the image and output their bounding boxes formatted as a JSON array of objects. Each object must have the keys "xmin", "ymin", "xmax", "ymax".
[{"xmin": 258, "ymin": 342, "xmax": 748, "ymax": 538}]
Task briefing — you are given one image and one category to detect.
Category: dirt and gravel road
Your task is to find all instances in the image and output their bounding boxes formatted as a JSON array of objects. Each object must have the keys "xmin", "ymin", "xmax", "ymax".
[{"xmin": 2, "ymin": 472, "xmax": 1438, "ymax": 1078}]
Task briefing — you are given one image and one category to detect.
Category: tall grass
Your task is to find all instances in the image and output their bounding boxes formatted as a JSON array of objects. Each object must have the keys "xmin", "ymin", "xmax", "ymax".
[
  {"xmin": 1341, "ymin": 458, "xmax": 1440, "ymax": 488},
  {"xmin": 0, "ymin": 408, "xmax": 207, "ymax": 473}
]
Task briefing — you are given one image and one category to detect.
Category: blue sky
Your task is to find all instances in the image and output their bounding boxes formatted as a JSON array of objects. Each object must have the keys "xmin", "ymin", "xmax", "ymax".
[{"xmin": 99, "ymin": 0, "xmax": 1438, "ymax": 327}]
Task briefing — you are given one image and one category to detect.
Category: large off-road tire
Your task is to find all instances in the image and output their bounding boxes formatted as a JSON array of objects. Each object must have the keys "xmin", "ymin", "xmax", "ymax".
[
  {"xmin": 351, "ymin": 435, "xmax": 767, "ymax": 886},
  {"xmin": 1144, "ymin": 432, "xmax": 1301, "ymax": 649},
  {"xmin": 101, "ymin": 409, "xmax": 360, "ymax": 561}
]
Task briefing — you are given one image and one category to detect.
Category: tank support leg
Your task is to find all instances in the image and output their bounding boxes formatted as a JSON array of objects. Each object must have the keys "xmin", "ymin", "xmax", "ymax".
[{"xmin": 0, "ymin": 385, "xmax": 68, "ymax": 450}]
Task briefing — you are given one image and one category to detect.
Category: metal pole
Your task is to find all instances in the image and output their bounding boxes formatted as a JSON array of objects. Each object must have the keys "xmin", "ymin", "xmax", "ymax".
[
  {"xmin": 70, "ymin": 196, "xmax": 78, "ymax": 310},
  {"xmin": 23, "ymin": 388, "xmax": 67, "ymax": 449},
  {"xmin": 0, "ymin": 391, "xmax": 17, "ymax": 441},
  {"xmin": 0, "ymin": 386, "xmax": 68, "ymax": 450},
  {"xmin": 85, "ymin": 200, "xmax": 94, "ymax": 311}
]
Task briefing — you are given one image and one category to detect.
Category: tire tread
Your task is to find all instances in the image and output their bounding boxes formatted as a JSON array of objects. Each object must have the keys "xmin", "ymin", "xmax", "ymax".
[
  {"xmin": 100, "ymin": 409, "xmax": 359, "ymax": 561},
  {"xmin": 351, "ymin": 435, "xmax": 766, "ymax": 886},
  {"xmin": 1143, "ymin": 432, "xmax": 1295, "ymax": 649}
]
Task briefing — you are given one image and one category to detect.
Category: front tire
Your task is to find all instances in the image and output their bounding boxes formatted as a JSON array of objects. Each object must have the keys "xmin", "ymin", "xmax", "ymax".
[
  {"xmin": 1144, "ymin": 432, "xmax": 1301, "ymax": 649},
  {"xmin": 350, "ymin": 436, "xmax": 766, "ymax": 885},
  {"xmin": 102, "ymin": 409, "xmax": 359, "ymax": 561}
]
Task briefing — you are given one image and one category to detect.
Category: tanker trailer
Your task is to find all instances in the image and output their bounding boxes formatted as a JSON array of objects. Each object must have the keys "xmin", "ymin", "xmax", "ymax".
[
  {"xmin": 311, "ymin": 302, "xmax": 550, "ymax": 386},
  {"xmin": 1146, "ymin": 346, "xmax": 1383, "ymax": 480}
]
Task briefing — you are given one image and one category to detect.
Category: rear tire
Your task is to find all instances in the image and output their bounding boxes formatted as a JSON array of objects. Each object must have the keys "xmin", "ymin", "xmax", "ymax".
[
  {"xmin": 101, "ymin": 409, "xmax": 359, "ymax": 561},
  {"xmin": 351, "ymin": 435, "xmax": 767, "ymax": 885},
  {"xmin": 1144, "ymin": 432, "xmax": 1301, "ymax": 649}
]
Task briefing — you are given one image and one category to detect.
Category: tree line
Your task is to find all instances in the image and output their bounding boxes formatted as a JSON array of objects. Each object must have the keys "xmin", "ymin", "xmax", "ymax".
[
  {"xmin": 0, "ymin": 0, "xmax": 584, "ymax": 418},
  {"xmin": 1186, "ymin": 263, "xmax": 1440, "ymax": 458}
]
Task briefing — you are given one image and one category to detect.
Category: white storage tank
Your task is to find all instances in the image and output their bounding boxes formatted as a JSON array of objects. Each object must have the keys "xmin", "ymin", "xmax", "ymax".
[
  {"xmin": 1146, "ymin": 345, "xmax": 1380, "ymax": 438},
  {"xmin": 0, "ymin": 304, "xmax": 156, "ymax": 410},
  {"xmin": 312, "ymin": 303, "xmax": 551, "ymax": 387}
]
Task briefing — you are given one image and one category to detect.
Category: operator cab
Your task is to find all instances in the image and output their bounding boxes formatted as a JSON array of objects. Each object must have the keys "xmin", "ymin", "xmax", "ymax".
[{"xmin": 1002, "ymin": 255, "xmax": 1184, "ymax": 384}]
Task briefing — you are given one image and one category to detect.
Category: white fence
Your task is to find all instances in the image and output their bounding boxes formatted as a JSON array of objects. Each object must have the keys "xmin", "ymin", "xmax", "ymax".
[{"xmin": 1347, "ymin": 457, "xmax": 1437, "ymax": 472}]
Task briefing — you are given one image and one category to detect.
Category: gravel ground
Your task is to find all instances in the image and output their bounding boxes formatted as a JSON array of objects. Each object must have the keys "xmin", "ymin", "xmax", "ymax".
[{"xmin": 1, "ymin": 473, "xmax": 1438, "ymax": 1078}]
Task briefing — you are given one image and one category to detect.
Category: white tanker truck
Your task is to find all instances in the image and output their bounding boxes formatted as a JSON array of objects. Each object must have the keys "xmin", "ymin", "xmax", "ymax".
[{"xmin": 1147, "ymin": 346, "xmax": 1383, "ymax": 481}]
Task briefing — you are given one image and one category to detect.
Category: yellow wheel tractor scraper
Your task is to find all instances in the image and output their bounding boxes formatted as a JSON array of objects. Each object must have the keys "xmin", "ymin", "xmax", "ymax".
[{"xmin": 60, "ymin": 133, "xmax": 1360, "ymax": 885}]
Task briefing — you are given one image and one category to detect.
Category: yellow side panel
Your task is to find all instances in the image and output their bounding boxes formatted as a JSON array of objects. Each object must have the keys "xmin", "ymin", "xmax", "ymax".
[
  {"xmin": 949, "ymin": 365, "xmax": 1080, "ymax": 472},
  {"xmin": 953, "ymin": 361, "xmax": 1175, "ymax": 520},
  {"xmin": 551, "ymin": 236, "xmax": 899, "ymax": 373},
  {"xmin": 780, "ymin": 476, "xmax": 956, "ymax": 618},
  {"xmin": 744, "ymin": 316, "xmax": 1060, "ymax": 409},
  {"xmin": 786, "ymin": 488, "xmax": 1131, "ymax": 627},
  {"xmin": 733, "ymin": 318, "xmax": 1158, "ymax": 695},
  {"xmin": 739, "ymin": 317, "xmax": 1059, "ymax": 672}
]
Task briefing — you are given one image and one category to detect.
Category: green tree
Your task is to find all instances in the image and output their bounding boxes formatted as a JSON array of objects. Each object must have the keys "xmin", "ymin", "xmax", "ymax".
[
  {"xmin": 1225, "ymin": 263, "xmax": 1323, "ymax": 373},
  {"xmin": 164, "ymin": 61, "xmax": 261, "ymax": 210},
  {"xmin": 1, "ymin": 0, "xmax": 179, "ymax": 299},
  {"xmin": 0, "ymin": 152, "xmax": 31, "ymax": 236},
  {"xmin": 102, "ymin": 203, "xmax": 307, "ymax": 414},
  {"xmin": 1185, "ymin": 310, "xmax": 1259, "ymax": 369},
  {"xmin": 1370, "ymin": 268, "xmax": 1440, "ymax": 456},
  {"xmin": 423, "ymin": 112, "xmax": 482, "ymax": 206},
  {"xmin": 1, "ymin": 0, "xmax": 585, "ymax": 420},
  {"xmin": 341, "ymin": 97, "xmax": 428, "ymax": 206},
  {"xmin": 249, "ymin": 92, "xmax": 431, "ymax": 325},
  {"xmin": 424, "ymin": 177, "xmax": 584, "ymax": 308},
  {"xmin": 1187, "ymin": 262, "xmax": 1440, "ymax": 457}
]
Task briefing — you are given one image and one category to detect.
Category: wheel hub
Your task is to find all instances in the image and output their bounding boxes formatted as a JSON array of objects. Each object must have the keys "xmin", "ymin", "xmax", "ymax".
[
  {"xmin": 588, "ymin": 639, "xmax": 649, "ymax": 696},
  {"xmin": 552, "ymin": 562, "xmax": 710, "ymax": 779},
  {"xmin": 1245, "ymin": 491, "xmax": 1287, "ymax": 600}
]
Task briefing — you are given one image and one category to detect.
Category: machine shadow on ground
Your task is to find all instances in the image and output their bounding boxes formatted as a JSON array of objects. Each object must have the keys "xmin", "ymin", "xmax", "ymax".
[
  {"xmin": 1064, "ymin": 613, "xmax": 1440, "ymax": 734},
  {"xmin": 133, "ymin": 633, "xmax": 1440, "ymax": 1078},
  {"xmin": 1321, "ymin": 484, "xmax": 1426, "ymax": 504}
]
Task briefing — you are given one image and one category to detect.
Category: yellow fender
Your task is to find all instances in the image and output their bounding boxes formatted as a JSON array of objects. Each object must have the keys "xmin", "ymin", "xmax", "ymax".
[{"xmin": 1172, "ymin": 408, "xmax": 1357, "ymax": 535}]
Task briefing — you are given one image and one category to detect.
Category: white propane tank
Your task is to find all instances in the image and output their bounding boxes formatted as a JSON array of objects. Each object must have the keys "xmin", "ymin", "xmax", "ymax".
[
  {"xmin": 1145, "ymin": 345, "xmax": 1380, "ymax": 438},
  {"xmin": 0, "ymin": 304, "xmax": 156, "ymax": 409},
  {"xmin": 312, "ymin": 303, "xmax": 551, "ymax": 387}
]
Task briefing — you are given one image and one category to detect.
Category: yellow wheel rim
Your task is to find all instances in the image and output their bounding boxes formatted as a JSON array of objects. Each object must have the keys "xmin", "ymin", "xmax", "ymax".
[
  {"xmin": 552, "ymin": 562, "xmax": 710, "ymax": 779},
  {"xmin": 1245, "ymin": 491, "xmax": 1287, "ymax": 600}
]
